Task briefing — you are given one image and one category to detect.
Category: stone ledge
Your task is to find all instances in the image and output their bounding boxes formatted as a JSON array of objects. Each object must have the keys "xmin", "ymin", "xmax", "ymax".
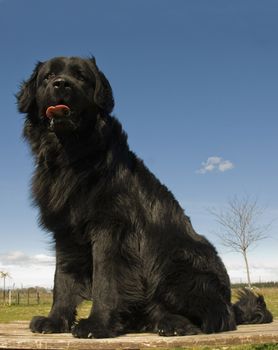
[{"xmin": 0, "ymin": 320, "xmax": 277, "ymax": 349}]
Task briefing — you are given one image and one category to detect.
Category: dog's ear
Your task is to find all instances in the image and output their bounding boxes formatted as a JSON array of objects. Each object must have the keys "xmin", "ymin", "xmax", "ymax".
[
  {"xmin": 257, "ymin": 295, "xmax": 266, "ymax": 307},
  {"xmin": 89, "ymin": 57, "xmax": 114, "ymax": 114},
  {"xmin": 17, "ymin": 61, "xmax": 43, "ymax": 113}
]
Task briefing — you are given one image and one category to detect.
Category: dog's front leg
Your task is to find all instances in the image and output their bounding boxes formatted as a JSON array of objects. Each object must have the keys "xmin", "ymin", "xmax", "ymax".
[
  {"xmin": 30, "ymin": 256, "xmax": 84, "ymax": 333},
  {"xmin": 72, "ymin": 240, "xmax": 124, "ymax": 338}
]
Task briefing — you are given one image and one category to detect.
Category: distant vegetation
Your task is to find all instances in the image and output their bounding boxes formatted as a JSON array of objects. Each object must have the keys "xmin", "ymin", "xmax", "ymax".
[{"xmin": 232, "ymin": 282, "xmax": 278, "ymax": 289}]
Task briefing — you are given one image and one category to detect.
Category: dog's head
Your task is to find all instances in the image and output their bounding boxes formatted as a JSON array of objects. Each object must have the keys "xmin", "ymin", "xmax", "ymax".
[{"xmin": 17, "ymin": 56, "xmax": 114, "ymax": 134}]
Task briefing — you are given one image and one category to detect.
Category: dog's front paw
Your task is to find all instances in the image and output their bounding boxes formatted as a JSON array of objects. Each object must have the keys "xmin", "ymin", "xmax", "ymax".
[
  {"xmin": 71, "ymin": 318, "xmax": 116, "ymax": 339},
  {"xmin": 30, "ymin": 316, "xmax": 69, "ymax": 333}
]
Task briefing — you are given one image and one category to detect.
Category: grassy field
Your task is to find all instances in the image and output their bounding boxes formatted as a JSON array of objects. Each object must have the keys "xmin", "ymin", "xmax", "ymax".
[
  {"xmin": 0, "ymin": 298, "xmax": 92, "ymax": 323},
  {"xmin": 160, "ymin": 346, "xmax": 278, "ymax": 349},
  {"xmin": 0, "ymin": 288, "xmax": 277, "ymax": 350}
]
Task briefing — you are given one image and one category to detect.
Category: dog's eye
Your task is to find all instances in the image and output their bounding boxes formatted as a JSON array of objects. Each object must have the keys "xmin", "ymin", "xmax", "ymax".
[
  {"xmin": 76, "ymin": 72, "xmax": 86, "ymax": 81},
  {"xmin": 44, "ymin": 73, "xmax": 56, "ymax": 81}
]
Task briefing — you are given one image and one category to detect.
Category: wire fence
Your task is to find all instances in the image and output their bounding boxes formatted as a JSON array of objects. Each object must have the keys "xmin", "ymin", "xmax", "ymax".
[{"xmin": 1, "ymin": 288, "xmax": 53, "ymax": 305}]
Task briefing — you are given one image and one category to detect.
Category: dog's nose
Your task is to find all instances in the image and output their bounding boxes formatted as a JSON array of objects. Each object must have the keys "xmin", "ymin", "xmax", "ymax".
[{"xmin": 52, "ymin": 78, "xmax": 71, "ymax": 90}]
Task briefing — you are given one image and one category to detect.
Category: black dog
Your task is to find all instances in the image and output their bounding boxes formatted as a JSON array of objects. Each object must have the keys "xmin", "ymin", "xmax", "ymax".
[{"xmin": 17, "ymin": 56, "xmax": 273, "ymax": 338}]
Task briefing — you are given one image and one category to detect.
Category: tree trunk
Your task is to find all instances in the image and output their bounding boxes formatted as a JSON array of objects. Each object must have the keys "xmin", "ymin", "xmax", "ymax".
[{"xmin": 242, "ymin": 249, "xmax": 252, "ymax": 288}]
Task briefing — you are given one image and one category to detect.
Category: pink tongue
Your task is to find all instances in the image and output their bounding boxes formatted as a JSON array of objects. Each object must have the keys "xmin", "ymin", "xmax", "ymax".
[{"xmin": 46, "ymin": 105, "xmax": 71, "ymax": 119}]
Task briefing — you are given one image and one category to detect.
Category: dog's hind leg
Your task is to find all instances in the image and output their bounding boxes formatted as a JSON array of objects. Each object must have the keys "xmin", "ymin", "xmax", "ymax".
[
  {"xmin": 200, "ymin": 300, "xmax": 236, "ymax": 333},
  {"xmin": 147, "ymin": 304, "xmax": 201, "ymax": 336},
  {"xmin": 148, "ymin": 268, "xmax": 236, "ymax": 335},
  {"xmin": 233, "ymin": 288, "xmax": 273, "ymax": 325}
]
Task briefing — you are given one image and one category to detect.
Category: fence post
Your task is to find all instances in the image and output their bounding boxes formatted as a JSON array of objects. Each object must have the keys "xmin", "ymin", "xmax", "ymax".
[
  {"xmin": 8, "ymin": 290, "xmax": 12, "ymax": 306},
  {"xmin": 37, "ymin": 291, "xmax": 40, "ymax": 305}
]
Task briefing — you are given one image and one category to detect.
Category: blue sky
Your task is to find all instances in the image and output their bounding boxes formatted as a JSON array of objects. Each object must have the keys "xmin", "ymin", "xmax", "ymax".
[{"xmin": 0, "ymin": 0, "xmax": 277, "ymax": 287}]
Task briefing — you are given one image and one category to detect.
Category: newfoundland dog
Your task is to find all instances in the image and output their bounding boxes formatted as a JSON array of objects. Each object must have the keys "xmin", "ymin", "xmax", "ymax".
[{"xmin": 17, "ymin": 56, "xmax": 272, "ymax": 338}]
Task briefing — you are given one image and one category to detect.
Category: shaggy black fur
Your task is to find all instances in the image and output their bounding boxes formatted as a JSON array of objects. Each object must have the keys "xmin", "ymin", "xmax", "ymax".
[
  {"xmin": 17, "ymin": 56, "xmax": 273, "ymax": 338},
  {"xmin": 233, "ymin": 289, "xmax": 273, "ymax": 325}
]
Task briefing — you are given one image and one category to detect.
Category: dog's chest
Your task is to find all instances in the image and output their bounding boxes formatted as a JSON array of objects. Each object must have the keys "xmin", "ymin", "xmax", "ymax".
[{"xmin": 33, "ymin": 163, "xmax": 88, "ymax": 230}]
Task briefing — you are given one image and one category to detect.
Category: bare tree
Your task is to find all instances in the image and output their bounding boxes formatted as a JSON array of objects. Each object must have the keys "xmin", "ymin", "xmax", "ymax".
[
  {"xmin": 0, "ymin": 271, "xmax": 10, "ymax": 303},
  {"xmin": 209, "ymin": 196, "xmax": 271, "ymax": 288}
]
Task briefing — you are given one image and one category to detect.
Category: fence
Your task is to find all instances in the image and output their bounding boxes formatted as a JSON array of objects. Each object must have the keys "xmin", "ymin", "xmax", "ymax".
[{"xmin": 1, "ymin": 288, "xmax": 53, "ymax": 306}]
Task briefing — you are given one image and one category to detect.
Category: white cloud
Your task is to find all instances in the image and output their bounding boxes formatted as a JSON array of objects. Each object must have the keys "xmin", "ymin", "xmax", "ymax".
[
  {"xmin": 197, "ymin": 156, "xmax": 234, "ymax": 174},
  {"xmin": 0, "ymin": 251, "xmax": 55, "ymax": 267},
  {"xmin": 0, "ymin": 251, "xmax": 55, "ymax": 288}
]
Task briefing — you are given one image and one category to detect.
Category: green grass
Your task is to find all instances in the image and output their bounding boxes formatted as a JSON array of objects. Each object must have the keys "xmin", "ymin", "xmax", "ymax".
[
  {"xmin": 0, "ymin": 303, "xmax": 50, "ymax": 322},
  {"xmin": 0, "ymin": 299, "xmax": 92, "ymax": 323},
  {"xmin": 170, "ymin": 345, "xmax": 278, "ymax": 350}
]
